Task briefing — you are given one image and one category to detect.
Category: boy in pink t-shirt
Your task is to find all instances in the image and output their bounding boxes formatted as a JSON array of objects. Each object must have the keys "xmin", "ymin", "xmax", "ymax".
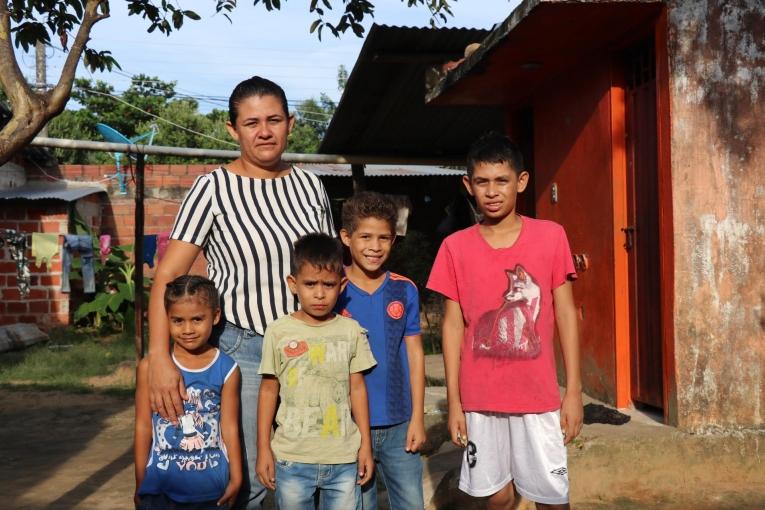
[{"xmin": 427, "ymin": 132, "xmax": 582, "ymax": 509}]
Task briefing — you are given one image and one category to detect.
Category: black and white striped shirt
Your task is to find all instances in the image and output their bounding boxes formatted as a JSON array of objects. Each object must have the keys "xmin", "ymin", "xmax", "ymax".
[{"xmin": 170, "ymin": 166, "xmax": 335, "ymax": 335}]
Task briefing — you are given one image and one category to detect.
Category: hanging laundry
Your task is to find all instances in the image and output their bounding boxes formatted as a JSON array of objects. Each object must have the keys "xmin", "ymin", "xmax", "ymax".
[
  {"xmin": 99, "ymin": 234, "xmax": 112, "ymax": 263},
  {"xmin": 32, "ymin": 233, "xmax": 59, "ymax": 271},
  {"xmin": 3, "ymin": 230, "xmax": 31, "ymax": 297},
  {"xmin": 143, "ymin": 234, "xmax": 158, "ymax": 268},
  {"xmin": 156, "ymin": 232, "xmax": 171, "ymax": 262},
  {"xmin": 62, "ymin": 235, "xmax": 96, "ymax": 294}
]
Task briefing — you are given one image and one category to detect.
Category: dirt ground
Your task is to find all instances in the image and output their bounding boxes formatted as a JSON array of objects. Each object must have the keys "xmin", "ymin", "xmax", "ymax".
[
  {"xmin": 2, "ymin": 385, "xmax": 764, "ymax": 510},
  {"xmin": 1, "ymin": 389, "xmax": 135, "ymax": 509}
]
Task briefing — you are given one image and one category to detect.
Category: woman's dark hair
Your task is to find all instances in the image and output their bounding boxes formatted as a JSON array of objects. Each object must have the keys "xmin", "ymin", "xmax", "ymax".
[
  {"xmin": 341, "ymin": 191, "xmax": 398, "ymax": 234},
  {"xmin": 290, "ymin": 233, "xmax": 344, "ymax": 276},
  {"xmin": 164, "ymin": 275, "xmax": 220, "ymax": 312},
  {"xmin": 228, "ymin": 76, "xmax": 290, "ymax": 124},
  {"xmin": 466, "ymin": 131, "xmax": 525, "ymax": 177}
]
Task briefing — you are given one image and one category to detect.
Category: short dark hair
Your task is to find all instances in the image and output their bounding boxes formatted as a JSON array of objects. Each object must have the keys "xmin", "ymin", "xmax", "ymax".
[
  {"xmin": 164, "ymin": 275, "xmax": 220, "ymax": 312},
  {"xmin": 229, "ymin": 76, "xmax": 290, "ymax": 124},
  {"xmin": 341, "ymin": 191, "xmax": 397, "ymax": 234},
  {"xmin": 290, "ymin": 233, "xmax": 344, "ymax": 276},
  {"xmin": 466, "ymin": 132, "xmax": 525, "ymax": 177}
]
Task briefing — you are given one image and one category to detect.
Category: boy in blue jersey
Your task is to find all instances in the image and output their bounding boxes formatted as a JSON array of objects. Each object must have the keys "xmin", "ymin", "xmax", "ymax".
[
  {"xmin": 135, "ymin": 275, "xmax": 242, "ymax": 509},
  {"xmin": 336, "ymin": 191, "xmax": 427, "ymax": 510}
]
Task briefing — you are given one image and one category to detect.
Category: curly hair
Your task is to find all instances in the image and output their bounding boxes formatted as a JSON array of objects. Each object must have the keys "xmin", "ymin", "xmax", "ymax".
[{"xmin": 341, "ymin": 191, "xmax": 397, "ymax": 234}]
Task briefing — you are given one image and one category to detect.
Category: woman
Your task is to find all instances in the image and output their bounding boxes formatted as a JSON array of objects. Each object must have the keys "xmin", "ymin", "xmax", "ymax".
[{"xmin": 147, "ymin": 76, "xmax": 335, "ymax": 510}]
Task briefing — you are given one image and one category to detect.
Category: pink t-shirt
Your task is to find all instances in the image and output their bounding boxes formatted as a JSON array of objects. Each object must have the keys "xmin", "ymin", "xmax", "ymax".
[{"xmin": 426, "ymin": 217, "xmax": 576, "ymax": 413}]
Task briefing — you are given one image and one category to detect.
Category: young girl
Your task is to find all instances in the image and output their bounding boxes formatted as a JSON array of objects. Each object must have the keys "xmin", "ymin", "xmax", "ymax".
[{"xmin": 135, "ymin": 275, "xmax": 242, "ymax": 509}]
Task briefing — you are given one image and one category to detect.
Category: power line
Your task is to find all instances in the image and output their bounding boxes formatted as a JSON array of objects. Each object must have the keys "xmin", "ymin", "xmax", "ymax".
[{"xmin": 76, "ymin": 86, "xmax": 240, "ymax": 147}]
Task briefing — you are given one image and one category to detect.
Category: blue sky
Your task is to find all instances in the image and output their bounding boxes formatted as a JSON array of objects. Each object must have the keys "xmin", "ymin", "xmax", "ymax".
[{"xmin": 24, "ymin": 1, "xmax": 520, "ymax": 113}]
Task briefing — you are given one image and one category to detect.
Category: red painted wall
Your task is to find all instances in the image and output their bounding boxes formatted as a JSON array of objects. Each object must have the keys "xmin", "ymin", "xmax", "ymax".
[{"xmin": 531, "ymin": 56, "xmax": 618, "ymax": 404}]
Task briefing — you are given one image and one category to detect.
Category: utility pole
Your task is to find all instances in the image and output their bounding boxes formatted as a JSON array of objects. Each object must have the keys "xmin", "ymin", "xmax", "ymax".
[{"xmin": 35, "ymin": 40, "xmax": 48, "ymax": 137}]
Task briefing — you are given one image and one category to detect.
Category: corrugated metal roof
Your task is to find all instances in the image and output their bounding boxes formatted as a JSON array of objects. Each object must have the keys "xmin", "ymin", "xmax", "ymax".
[
  {"xmin": 319, "ymin": 24, "xmax": 502, "ymax": 159},
  {"xmin": 301, "ymin": 164, "xmax": 465, "ymax": 177},
  {"xmin": 0, "ymin": 181, "xmax": 107, "ymax": 201}
]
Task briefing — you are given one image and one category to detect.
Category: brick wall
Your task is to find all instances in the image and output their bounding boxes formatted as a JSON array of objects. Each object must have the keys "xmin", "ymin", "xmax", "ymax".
[
  {"xmin": 57, "ymin": 163, "xmax": 214, "ymax": 273},
  {"xmin": 1, "ymin": 163, "xmax": 213, "ymax": 329},
  {"xmin": 0, "ymin": 200, "xmax": 70, "ymax": 328}
]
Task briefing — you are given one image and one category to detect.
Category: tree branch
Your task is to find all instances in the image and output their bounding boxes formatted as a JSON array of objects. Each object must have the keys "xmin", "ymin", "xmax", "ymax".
[
  {"xmin": 48, "ymin": 0, "xmax": 110, "ymax": 115},
  {"xmin": 0, "ymin": 3, "xmax": 34, "ymax": 109}
]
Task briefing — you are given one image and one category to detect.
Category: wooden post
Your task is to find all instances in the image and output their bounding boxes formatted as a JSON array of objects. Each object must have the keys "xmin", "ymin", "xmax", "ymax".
[
  {"xmin": 351, "ymin": 163, "xmax": 366, "ymax": 193},
  {"xmin": 134, "ymin": 153, "xmax": 145, "ymax": 360}
]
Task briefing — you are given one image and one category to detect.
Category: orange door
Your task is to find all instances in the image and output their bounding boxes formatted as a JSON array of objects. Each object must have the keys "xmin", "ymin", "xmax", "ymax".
[{"xmin": 624, "ymin": 42, "xmax": 664, "ymax": 409}]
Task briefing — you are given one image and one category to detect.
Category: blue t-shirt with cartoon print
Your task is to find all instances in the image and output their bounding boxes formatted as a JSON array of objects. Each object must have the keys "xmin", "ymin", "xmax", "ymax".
[
  {"xmin": 138, "ymin": 349, "xmax": 237, "ymax": 502},
  {"xmin": 336, "ymin": 271, "xmax": 421, "ymax": 427}
]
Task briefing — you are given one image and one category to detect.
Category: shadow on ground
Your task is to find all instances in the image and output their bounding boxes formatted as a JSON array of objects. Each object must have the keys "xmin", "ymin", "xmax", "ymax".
[{"xmin": 0, "ymin": 389, "xmax": 134, "ymax": 509}]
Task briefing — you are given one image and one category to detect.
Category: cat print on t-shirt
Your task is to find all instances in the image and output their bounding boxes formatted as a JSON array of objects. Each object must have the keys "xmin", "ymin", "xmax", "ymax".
[{"xmin": 474, "ymin": 264, "xmax": 542, "ymax": 359}]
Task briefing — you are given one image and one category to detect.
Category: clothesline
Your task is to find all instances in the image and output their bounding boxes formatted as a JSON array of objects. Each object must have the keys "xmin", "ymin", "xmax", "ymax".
[{"xmin": 1, "ymin": 229, "xmax": 171, "ymax": 299}]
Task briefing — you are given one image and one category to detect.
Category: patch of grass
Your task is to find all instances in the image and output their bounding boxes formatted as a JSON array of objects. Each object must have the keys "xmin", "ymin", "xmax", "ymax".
[{"xmin": 0, "ymin": 327, "xmax": 135, "ymax": 393}]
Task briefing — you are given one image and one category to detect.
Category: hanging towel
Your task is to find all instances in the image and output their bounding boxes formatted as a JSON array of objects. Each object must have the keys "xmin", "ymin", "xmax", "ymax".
[
  {"xmin": 99, "ymin": 234, "xmax": 112, "ymax": 263},
  {"xmin": 143, "ymin": 235, "xmax": 157, "ymax": 268},
  {"xmin": 3, "ymin": 230, "xmax": 30, "ymax": 297},
  {"xmin": 32, "ymin": 233, "xmax": 60, "ymax": 271},
  {"xmin": 62, "ymin": 235, "xmax": 95, "ymax": 294},
  {"xmin": 156, "ymin": 232, "xmax": 171, "ymax": 261}
]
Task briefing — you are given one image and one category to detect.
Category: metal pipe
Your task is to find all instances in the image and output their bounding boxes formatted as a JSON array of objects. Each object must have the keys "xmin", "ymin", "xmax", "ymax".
[
  {"xmin": 134, "ymin": 154, "xmax": 145, "ymax": 360},
  {"xmin": 29, "ymin": 137, "xmax": 464, "ymax": 166}
]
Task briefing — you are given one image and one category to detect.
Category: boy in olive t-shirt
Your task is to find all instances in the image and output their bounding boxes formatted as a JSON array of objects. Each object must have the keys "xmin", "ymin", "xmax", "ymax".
[{"xmin": 256, "ymin": 233, "xmax": 377, "ymax": 509}]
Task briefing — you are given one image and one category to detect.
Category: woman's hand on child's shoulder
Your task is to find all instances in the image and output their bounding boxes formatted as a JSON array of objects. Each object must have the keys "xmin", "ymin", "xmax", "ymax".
[{"xmin": 147, "ymin": 352, "xmax": 187, "ymax": 424}]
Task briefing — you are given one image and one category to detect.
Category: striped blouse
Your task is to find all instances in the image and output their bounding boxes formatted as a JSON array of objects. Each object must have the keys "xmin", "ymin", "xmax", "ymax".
[{"xmin": 170, "ymin": 166, "xmax": 335, "ymax": 335}]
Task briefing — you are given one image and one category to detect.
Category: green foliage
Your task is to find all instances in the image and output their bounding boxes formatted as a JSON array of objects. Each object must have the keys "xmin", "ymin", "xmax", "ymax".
[
  {"xmin": 287, "ymin": 94, "xmax": 336, "ymax": 154},
  {"xmin": 134, "ymin": 100, "xmax": 233, "ymax": 163},
  {"xmin": 68, "ymin": 241, "xmax": 149, "ymax": 333},
  {"xmin": 337, "ymin": 64, "xmax": 349, "ymax": 92},
  {"xmin": 6, "ymin": 1, "xmax": 454, "ymax": 74},
  {"xmin": 47, "ymin": 73, "xmax": 338, "ymax": 160},
  {"xmin": 47, "ymin": 75, "xmax": 180, "ymax": 163}
]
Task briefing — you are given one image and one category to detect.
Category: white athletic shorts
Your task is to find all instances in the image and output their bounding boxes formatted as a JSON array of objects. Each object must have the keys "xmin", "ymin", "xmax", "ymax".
[{"xmin": 459, "ymin": 411, "xmax": 569, "ymax": 505}]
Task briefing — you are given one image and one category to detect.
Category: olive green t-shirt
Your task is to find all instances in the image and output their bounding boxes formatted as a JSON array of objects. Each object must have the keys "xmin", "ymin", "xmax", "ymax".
[{"xmin": 258, "ymin": 314, "xmax": 377, "ymax": 464}]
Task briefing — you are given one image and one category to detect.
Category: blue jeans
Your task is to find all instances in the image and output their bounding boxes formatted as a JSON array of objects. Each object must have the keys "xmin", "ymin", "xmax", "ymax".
[
  {"xmin": 62, "ymin": 234, "xmax": 95, "ymax": 293},
  {"xmin": 275, "ymin": 460, "xmax": 360, "ymax": 510},
  {"xmin": 361, "ymin": 421, "xmax": 424, "ymax": 510},
  {"xmin": 216, "ymin": 323, "xmax": 266, "ymax": 510}
]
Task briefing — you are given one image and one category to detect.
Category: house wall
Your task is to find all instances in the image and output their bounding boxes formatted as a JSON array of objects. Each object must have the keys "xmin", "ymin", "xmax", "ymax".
[
  {"xmin": 531, "ymin": 56, "xmax": 619, "ymax": 405},
  {"xmin": 667, "ymin": 0, "xmax": 765, "ymax": 430}
]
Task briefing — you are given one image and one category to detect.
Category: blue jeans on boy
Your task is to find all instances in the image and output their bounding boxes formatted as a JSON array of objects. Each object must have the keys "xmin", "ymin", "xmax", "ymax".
[
  {"xmin": 275, "ymin": 460, "xmax": 360, "ymax": 510},
  {"xmin": 361, "ymin": 421, "xmax": 424, "ymax": 510},
  {"xmin": 215, "ymin": 322, "xmax": 266, "ymax": 510}
]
